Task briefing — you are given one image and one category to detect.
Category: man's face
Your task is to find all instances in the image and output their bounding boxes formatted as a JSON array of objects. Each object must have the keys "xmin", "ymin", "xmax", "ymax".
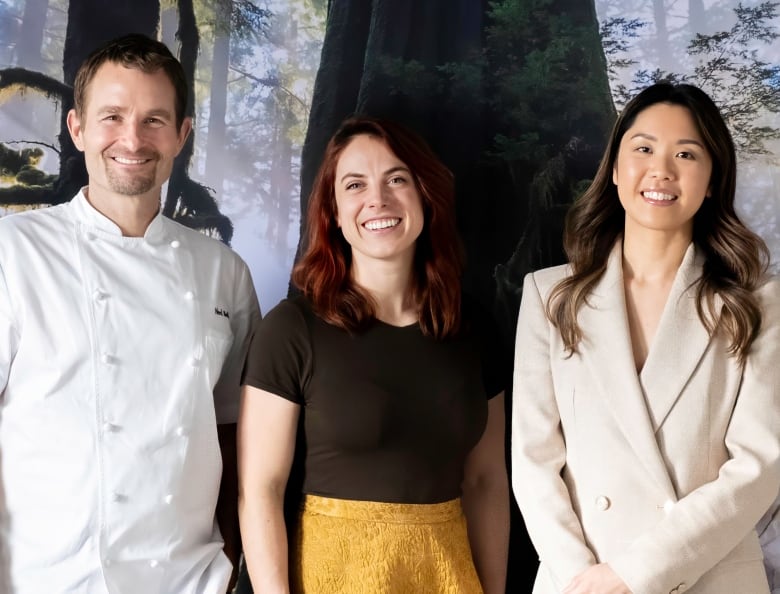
[{"xmin": 67, "ymin": 61, "xmax": 191, "ymax": 206}]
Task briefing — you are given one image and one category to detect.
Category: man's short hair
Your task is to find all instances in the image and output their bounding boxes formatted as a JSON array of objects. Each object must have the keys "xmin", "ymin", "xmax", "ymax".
[{"xmin": 72, "ymin": 33, "xmax": 188, "ymax": 129}]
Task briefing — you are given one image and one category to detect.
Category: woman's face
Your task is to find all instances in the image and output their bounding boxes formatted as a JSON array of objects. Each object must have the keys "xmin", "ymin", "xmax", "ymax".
[
  {"xmin": 333, "ymin": 134, "xmax": 424, "ymax": 271},
  {"xmin": 612, "ymin": 102, "xmax": 713, "ymax": 240}
]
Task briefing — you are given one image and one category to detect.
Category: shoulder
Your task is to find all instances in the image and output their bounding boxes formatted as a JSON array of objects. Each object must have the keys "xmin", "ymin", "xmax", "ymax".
[
  {"xmin": 524, "ymin": 263, "xmax": 571, "ymax": 298},
  {"xmin": 756, "ymin": 275, "xmax": 780, "ymax": 316},
  {"xmin": 163, "ymin": 219, "xmax": 254, "ymax": 290},
  {"xmin": 0, "ymin": 205, "xmax": 73, "ymax": 263},
  {"xmin": 0, "ymin": 204, "xmax": 70, "ymax": 235},
  {"xmin": 262, "ymin": 296, "xmax": 312, "ymax": 332},
  {"xmin": 164, "ymin": 217, "xmax": 245, "ymax": 265}
]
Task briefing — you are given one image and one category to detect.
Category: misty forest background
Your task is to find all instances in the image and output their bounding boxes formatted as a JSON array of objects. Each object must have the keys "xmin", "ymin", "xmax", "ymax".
[{"xmin": 1, "ymin": 1, "xmax": 779, "ymax": 592}]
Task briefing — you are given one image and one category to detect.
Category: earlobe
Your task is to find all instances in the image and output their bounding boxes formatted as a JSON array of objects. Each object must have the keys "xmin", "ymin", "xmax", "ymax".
[
  {"xmin": 612, "ymin": 166, "xmax": 618, "ymax": 185},
  {"xmin": 66, "ymin": 109, "xmax": 85, "ymax": 152}
]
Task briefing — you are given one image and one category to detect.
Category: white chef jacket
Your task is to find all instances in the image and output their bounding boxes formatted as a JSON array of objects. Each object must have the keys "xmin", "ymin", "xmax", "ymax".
[{"xmin": 0, "ymin": 190, "xmax": 261, "ymax": 594}]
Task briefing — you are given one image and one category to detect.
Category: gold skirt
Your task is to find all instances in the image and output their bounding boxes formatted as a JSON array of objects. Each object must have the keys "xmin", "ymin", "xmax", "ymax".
[{"xmin": 291, "ymin": 495, "xmax": 483, "ymax": 594}]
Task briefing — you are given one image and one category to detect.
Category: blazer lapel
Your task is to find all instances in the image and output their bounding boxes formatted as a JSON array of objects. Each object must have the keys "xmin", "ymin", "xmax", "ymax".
[
  {"xmin": 639, "ymin": 244, "xmax": 713, "ymax": 431},
  {"xmin": 578, "ymin": 241, "xmax": 677, "ymax": 499}
]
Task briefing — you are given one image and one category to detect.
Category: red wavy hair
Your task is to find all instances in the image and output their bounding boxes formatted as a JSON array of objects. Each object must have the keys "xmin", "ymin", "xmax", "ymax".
[{"xmin": 293, "ymin": 116, "xmax": 463, "ymax": 339}]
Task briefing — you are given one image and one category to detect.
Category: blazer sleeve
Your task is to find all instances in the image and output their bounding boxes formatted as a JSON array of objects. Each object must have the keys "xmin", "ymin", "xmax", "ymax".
[
  {"xmin": 512, "ymin": 271, "xmax": 597, "ymax": 589},
  {"xmin": 610, "ymin": 278, "xmax": 780, "ymax": 593}
]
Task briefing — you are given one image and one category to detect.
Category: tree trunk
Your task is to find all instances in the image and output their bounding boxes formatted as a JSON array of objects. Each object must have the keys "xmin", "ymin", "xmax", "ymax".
[
  {"xmin": 689, "ymin": 0, "xmax": 707, "ymax": 33},
  {"xmin": 6, "ymin": 0, "xmax": 51, "ymax": 141},
  {"xmin": 652, "ymin": 0, "xmax": 673, "ymax": 70},
  {"xmin": 16, "ymin": 0, "xmax": 49, "ymax": 71},
  {"xmin": 160, "ymin": 6, "xmax": 178, "ymax": 49},
  {"xmin": 164, "ymin": 0, "xmax": 233, "ymax": 243},
  {"xmin": 298, "ymin": 0, "xmax": 373, "ymax": 224},
  {"xmin": 205, "ymin": 0, "xmax": 232, "ymax": 195},
  {"xmin": 268, "ymin": 16, "xmax": 296, "ymax": 257}
]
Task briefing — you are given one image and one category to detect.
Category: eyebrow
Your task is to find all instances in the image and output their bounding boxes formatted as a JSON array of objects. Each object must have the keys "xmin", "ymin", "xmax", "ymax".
[
  {"xmin": 629, "ymin": 132, "xmax": 705, "ymax": 148},
  {"xmin": 95, "ymin": 106, "xmax": 173, "ymax": 119},
  {"xmin": 339, "ymin": 166, "xmax": 411, "ymax": 184}
]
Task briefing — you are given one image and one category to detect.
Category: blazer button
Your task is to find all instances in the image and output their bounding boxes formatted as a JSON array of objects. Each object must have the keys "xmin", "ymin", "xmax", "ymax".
[{"xmin": 595, "ymin": 495, "xmax": 611, "ymax": 511}]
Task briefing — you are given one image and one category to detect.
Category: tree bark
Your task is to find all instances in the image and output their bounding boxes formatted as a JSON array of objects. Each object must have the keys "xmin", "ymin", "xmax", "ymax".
[
  {"xmin": 205, "ymin": 0, "xmax": 232, "ymax": 195},
  {"xmin": 164, "ymin": 0, "xmax": 233, "ymax": 243}
]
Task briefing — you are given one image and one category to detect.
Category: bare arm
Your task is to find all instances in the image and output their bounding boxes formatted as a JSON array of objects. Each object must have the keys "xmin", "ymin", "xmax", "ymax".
[
  {"xmin": 237, "ymin": 385, "xmax": 299, "ymax": 593},
  {"xmin": 217, "ymin": 423, "xmax": 240, "ymax": 592},
  {"xmin": 462, "ymin": 392, "xmax": 510, "ymax": 594}
]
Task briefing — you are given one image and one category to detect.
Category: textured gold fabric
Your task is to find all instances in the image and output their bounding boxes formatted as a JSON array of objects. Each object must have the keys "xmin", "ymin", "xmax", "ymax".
[{"xmin": 291, "ymin": 495, "xmax": 484, "ymax": 593}]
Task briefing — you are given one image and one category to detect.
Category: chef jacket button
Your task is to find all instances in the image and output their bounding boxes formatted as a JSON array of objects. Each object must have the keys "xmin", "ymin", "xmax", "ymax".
[
  {"xmin": 102, "ymin": 422, "xmax": 118, "ymax": 433},
  {"xmin": 149, "ymin": 559, "xmax": 159, "ymax": 568},
  {"xmin": 110, "ymin": 491, "xmax": 125, "ymax": 503},
  {"xmin": 170, "ymin": 239, "xmax": 181, "ymax": 249},
  {"xmin": 100, "ymin": 353, "xmax": 113, "ymax": 364},
  {"xmin": 85, "ymin": 232, "xmax": 96, "ymax": 241},
  {"xmin": 189, "ymin": 356, "xmax": 200, "ymax": 367},
  {"xmin": 595, "ymin": 495, "xmax": 611, "ymax": 511},
  {"xmin": 184, "ymin": 290, "xmax": 194, "ymax": 300},
  {"xmin": 103, "ymin": 558, "xmax": 112, "ymax": 567},
  {"xmin": 164, "ymin": 494, "xmax": 173, "ymax": 504},
  {"xmin": 175, "ymin": 425, "xmax": 186, "ymax": 437},
  {"xmin": 93, "ymin": 289, "xmax": 108, "ymax": 301},
  {"xmin": 663, "ymin": 499, "xmax": 675, "ymax": 513}
]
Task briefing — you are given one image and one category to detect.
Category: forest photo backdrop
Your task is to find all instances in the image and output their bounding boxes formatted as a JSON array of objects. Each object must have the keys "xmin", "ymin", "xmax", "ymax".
[{"xmin": 0, "ymin": 1, "xmax": 778, "ymax": 592}]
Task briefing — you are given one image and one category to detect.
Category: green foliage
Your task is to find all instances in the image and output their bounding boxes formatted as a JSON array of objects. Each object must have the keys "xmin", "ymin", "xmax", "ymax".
[
  {"xmin": 484, "ymin": 0, "xmax": 613, "ymax": 167},
  {"xmin": 604, "ymin": 1, "xmax": 780, "ymax": 157},
  {"xmin": 599, "ymin": 16, "xmax": 645, "ymax": 80}
]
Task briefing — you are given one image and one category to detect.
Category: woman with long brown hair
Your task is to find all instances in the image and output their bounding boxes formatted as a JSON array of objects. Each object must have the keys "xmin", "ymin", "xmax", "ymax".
[
  {"xmin": 512, "ymin": 82, "xmax": 780, "ymax": 594},
  {"xmin": 238, "ymin": 116, "xmax": 509, "ymax": 593}
]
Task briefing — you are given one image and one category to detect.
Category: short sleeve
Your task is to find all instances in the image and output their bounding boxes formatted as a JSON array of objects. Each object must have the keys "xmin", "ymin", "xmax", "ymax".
[
  {"xmin": 241, "ymin": 298, "xmax": 311, "ymax": 405},
  {"xmin": 213, "ymin": 259, "xmax": 261, "ymax": 424},
  {"xmin": 464, "ymin": 295, "xmax": 509, "ymax": 400}
]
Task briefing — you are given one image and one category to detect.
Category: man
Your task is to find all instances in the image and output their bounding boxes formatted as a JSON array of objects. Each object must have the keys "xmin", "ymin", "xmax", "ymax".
[{"xmin": 0, "ymin": 34, "xmax": 260, "ymax": 593}]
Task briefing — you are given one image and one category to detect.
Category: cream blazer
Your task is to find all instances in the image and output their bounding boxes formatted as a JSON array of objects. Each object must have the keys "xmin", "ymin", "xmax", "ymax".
[{"xmin": 512, "ymin": 241, "xmax": 780, "ymax": 594}]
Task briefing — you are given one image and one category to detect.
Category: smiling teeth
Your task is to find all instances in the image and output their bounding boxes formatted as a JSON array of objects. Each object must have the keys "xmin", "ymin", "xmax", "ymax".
[
  {"xmin": 364, "ymin": 218, "xmax": 400, "ymax": 230},
  {"xmin": 644, "ymin": 191, "xmax": 676, "ymax": 201},
  {"xmin": 114, "ymin": 157, "xmax": 148, "ymax": 165}
]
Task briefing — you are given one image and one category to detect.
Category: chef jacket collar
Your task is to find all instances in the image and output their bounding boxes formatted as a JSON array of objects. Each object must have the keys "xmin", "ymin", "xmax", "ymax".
[{"xmin": 72, "ymin": 188, "xmax": 168, "ymax": 245}]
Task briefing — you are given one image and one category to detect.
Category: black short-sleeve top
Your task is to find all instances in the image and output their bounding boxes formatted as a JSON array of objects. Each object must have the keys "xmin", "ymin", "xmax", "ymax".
[{"xmin": 242, "ymin": 295, "xmax": 505, "ymax": 504}]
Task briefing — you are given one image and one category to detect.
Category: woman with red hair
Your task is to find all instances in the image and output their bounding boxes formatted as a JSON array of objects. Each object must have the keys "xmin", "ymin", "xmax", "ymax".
[{"xmin": 238, "ymin": 116, "xmax": 509, "ymax": 593}]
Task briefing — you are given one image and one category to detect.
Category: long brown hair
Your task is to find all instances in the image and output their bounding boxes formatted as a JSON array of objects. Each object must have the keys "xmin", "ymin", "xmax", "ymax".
[
  {"xmin": 293, "ymin": 116, "xmax": 463, "ymax": 338},
  {"xmin": 547, "ymin": 82, "xmax": 768, "ymax": 361}
]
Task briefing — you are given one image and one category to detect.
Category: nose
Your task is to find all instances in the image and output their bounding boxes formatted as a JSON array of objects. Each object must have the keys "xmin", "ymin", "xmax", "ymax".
[
  {"xmin": 120, "ymin": 120, "xmax": 145, "ymax": 151},
  {"xmin": 367, "ymin": 183, "xmax": 389, "ymax": 208},
  {"xmin": 649, "ymin": 151, "xmax": 676, "ymax": 180}
]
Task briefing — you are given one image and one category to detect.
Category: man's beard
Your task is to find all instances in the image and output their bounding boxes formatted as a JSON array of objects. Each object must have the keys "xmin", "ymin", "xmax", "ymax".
[{"xmin": 105, "ymin": 159, "xmax": 156, "ymax": 196}]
